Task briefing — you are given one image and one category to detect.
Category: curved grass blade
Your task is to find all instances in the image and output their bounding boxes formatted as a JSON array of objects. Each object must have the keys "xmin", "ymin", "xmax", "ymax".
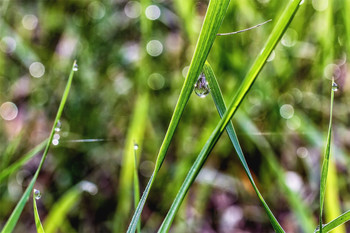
[
  {"xmin": 237, "ymin": 112, "xmax": 315, "ymax": 233},
  {"xmin": 203, "ymin": 62, "xmax": 283, "ymax": 231},
  {"xmin": 44, "ymin": 184, "xmax": 82, "ymax": 233},
  {"xmin": 319, "ymin": 80, "xmax": 336, "ymax": 233},
  {"xmin": 315, "ymin": 210, "xmax": 350, "ymax": 233},
  {"xmin": 0, "ymin": 140, "xmax": 48, "ymax": 183},
  {"xmin": 33, "ymin": 190, "xmax": 45, "ymax": 233},
  {"xmin": 158, "ymin": 0, "xmax": 302, "ymax": 231},
  {"xmin": 1, "ymin": 61, "xmax": 77, "ymax": 233},
  {"xmin": 126, "ymin": 1, "xmax": 231, "ymax": 232}
]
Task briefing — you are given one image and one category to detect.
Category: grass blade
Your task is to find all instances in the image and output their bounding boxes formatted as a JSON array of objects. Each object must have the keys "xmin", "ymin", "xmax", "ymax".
[
  {"xmin": 33, "ymin": 189, "xmax": 45, "ymax": 233},
  {"xmin": 1, "ymin": 61, "xmax": 77, "ymax": 233},
  {"xmin": 158, "ymin": 0, "xmax": 302, "ymax": 231},
  {"xmin": 319, "ymin": 80, "xmax": 336, "ymax": 233},
  {"xmin": 237, "ymin": 112, "xmax": 316, "ymax": 233},
  {"xmin": 114, "ymin": 93, "xmax": 149, "ymax": 231},
  {"xmin": 203, "ymin": 62, "xmax": 284, "ymax": 231},
  {"xmin": 0, "ymin": 140, "xmax": 48, "ymax": 183},
  {"xmin": 133, "ymin": 146, "xmax": 141, "ymax": 233},
  {"xmin": 43, "ymin": 182, "xmax": 91, "ymax": 233},
  {"xmin": 126, "ymin": 1, "xmax": 231, "ymax": 232},
  {"xmin": 315, "ymin": 210, "xmax": 350, "ymax": 233}
]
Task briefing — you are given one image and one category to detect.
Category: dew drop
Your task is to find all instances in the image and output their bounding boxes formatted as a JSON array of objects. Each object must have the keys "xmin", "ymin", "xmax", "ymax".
[
  {"xmin": 55, "ymin": 120, "xmax": 62, "ymax": 132},
  {"xmin": 332, "ymin": 82, "xmax": 338, "ymax": 92},
  {"xmin": 79, "ymin": 181, "xmax": 98, "ymax": 195},
  {"xmin": 300, "ymin": 0, "xmax": 305, "ymax": 5},
  {"xmin": 33, "ymin": 189, "xmax": 41, "ymax": 200},
  {"xmin": 134, "ymin": 143, "xmax": 139, "ymax": 150},
  {"xmin": 73, "ymin": 63, "xmax": 78, "ymax": 71},
  {"xmin": 194, "ymin": 73, "xmax": 210, "ymax": 98}
]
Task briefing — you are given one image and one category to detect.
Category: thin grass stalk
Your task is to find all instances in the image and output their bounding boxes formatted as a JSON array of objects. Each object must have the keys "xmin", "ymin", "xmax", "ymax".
[
  {"xmin": 319, "ymin": 81, "xmax": 336, "ymax": 233},
  {"xmin": 133, "ymin": 146, "xmax": 141, "ymax": 233},
  {"xmin": 1, "ymin": 61, "xmax": 77, "ymax": 233},
  {"xmin": 33, "ymin": 190, "xmax": 45, "ymax": 233}
]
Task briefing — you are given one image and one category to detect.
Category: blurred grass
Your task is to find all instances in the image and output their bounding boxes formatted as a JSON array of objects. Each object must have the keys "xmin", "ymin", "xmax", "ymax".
[{"xmin": 1, "ymin": 0, "xmax": 350, "ymax": 232}]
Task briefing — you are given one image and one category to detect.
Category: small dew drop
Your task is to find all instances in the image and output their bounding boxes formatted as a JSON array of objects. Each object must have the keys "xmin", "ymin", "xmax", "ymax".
[
  {"xmin": 332, "ymin": 82, "xmax": 338, "ymax": 92},
  {"xmin": 73, "ymin": 63, "xmax": 78, "ymax": 71},
  {"xmin": 33, "ymin": 189, "xmax": 41, "ymax": 200},
  {"xmin": 79, "ymin": 181, "xmax": 98, "ymax": 195},
  {"xmin": 55, "ymin": 120, "xmax": 62, "ymax": 132},
  {"xmin": 134, "ymin": 143, "xmax": 139, "ymax": 150},
  {"xmin": 194, "ymin": 73, "xmax": 210, "ymax": 98},
  {"xmin": 300, "ymin": 0, "xmax": 305, "ymax": 5}
]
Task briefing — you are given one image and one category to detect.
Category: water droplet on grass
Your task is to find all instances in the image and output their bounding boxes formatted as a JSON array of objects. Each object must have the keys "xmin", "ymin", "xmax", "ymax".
[
  {"xmin": 194, "ymin": 73, "xmax": 210, "ymax": 98},
  {"xmin": 34, "ymin": 189, "xmax": 41, "ymax": 200},
  {"xmin": 134, "ymin": 143, "xmax": 139, "ymax": 150},
  {"xmin": 332, "ymin": 82, "xmax": 338, "ymax": 91},
  {"xmin": 55, "ymin": 120, "xmax": 62, "ymax": 132},
  {"xmin": 73, "ymin": 63, "xmax": 78, "ymax": 71}
]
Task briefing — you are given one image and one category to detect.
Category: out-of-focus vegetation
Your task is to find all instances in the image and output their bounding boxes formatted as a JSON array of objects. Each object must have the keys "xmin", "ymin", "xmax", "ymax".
[{"xmin": 0, "ymin": 0, "xmax": 349, "ymax": 232}]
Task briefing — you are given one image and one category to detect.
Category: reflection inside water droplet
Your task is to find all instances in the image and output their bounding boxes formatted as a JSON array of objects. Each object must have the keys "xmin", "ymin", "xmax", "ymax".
[
  {"xmin": 194, "ymin": 73, "xmax": 210, "ymax": 98},
  {"xmin": 34, "ymin": 189, "xmax": 41, "ymax": 200},
  {"xmin": 73, "ymin": 63, "xmax": 79, "ymax": 71},
  {"xmin": 134, "ymin": 143, "xmax": 139, "ymax": 150},
  {"xmin": 55, "ymin": 120, "xmax": 62, "ymax": 132},
  {"xmin": 332, "ymin": 82, "xmax": 338, "ymax": 91}
]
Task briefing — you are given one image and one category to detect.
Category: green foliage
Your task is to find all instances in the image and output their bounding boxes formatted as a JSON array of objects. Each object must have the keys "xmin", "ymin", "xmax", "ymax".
[{"xmin": 1, "ymin": 0, "xmax": 350, "ymax": 232}]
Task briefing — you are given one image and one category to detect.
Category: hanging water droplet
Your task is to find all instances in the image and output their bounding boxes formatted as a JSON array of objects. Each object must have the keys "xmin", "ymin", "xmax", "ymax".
[
  {"xmin": 73, "ymin": 63, "xmax": 78, "ymax": 71},
  {"xmin": 332, "ymin": 81, "xmax": 338, "ymax": 91},
  {"xmin": 55, "ymin": 120, "xmax": 62, "ymax": 132},
  {"xmin": 299, "ymin": 0, "xmax": 305, "ymax": 5},
  {"xmin": 194, "ymin": 73, "xmax": 210, "ymax": 98},
  {"xmin": 33, "ymin": 189, "xmax": 41, "ymax": 200},
  {"xmin": 134, "ymin": 143, "xmax": 139, "ymax": 150}
]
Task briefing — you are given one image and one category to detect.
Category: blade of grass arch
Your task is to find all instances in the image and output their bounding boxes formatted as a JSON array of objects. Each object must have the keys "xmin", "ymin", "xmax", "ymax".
[
  {"xmin": 126, "ymin": 1, "xmax": 231, "ymax": 232},
  {"xmin": 1, "ymin": 61, "xmax": 77, "ymax": 233},
  {"xmin": 158, "ymin": 0, "xmax": 302, "ymax": 231},
  {"xmin": 203, "ymin": 62, "xmax": 283, "ymax": 231}
]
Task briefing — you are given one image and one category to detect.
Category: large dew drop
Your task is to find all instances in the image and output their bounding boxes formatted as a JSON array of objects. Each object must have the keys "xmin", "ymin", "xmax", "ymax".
[
  {"xmin": 194, "ymin": 73, "xmax": 210, "ymax": 98},
  {"xmin": 33, "ymin": 189, "xmax": 41, "ymax": 200}
]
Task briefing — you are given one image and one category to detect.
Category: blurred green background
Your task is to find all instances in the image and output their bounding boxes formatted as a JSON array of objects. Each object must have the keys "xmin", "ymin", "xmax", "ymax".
[{"xmin": 0, "ymin": 0, "xmax": 350, "ymax": 232}]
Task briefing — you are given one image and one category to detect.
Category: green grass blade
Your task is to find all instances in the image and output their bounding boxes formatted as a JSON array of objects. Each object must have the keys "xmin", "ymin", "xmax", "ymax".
[
  {"xmin": 44, "ymin": 186, "xmax": 81, "ymax": 233},
  {"xmin": 0, "ymin": 140, "xmax": 48, "ymax": 183},
  {"xmin": 0, "ymin": 133, "xmax": 22, "ymax": 171},
  {"xmin": 319, "ymin": 81, "xmax": 336, "ymax": 233},
  {"xmin": 126, "ymin": 1, "xmax": 231, "ymax": 232},
  {"xmin": 237, "ymin": 112, "xmax": 316, "ymax": 233},
  {"xmin": 133, "ymin": 146, "xmax": 141, "ymax": 233},
  {"xmin": 33, "ymin": 190, "xmax": 45, "ymax": 233},
  {"xmin": 315, "ymin": 210, "xmax": 350, "ymax": 233},
  {"xmin": 158, "ymin": 0, "xmax": 302, "ymax": 231},
  {"xmin": 203, "ymin": 62, "xmax": 284, "ymax": 232},
  {"xmin": 1, "ymin": 61, "xmax": 77, "ymax": 233},
  {"xmin": 114, "ymin": 93, "xmax": 149, "ymax": 231}
]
